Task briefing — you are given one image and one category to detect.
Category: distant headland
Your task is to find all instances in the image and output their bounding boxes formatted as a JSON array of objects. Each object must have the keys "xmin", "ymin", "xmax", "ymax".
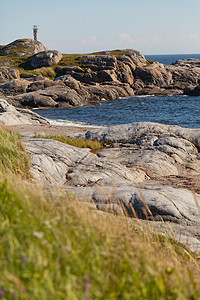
[{"xmin": 1, "ymin": 38, "xmax": 200, "ymax": 109}]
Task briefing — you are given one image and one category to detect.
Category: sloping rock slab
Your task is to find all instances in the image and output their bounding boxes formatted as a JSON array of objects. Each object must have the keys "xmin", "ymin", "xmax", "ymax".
[
  {"xmin": 0, "ymin": 99, "xmax": 49, "ymax": 125},
  {"xmin": 23, "ymin": 138, "xmax": 148, "ymax": 186},
  {"xmin": 77, "ymin": 122, "xmax": 200, "ymax": 177},
  {"xmin": 71, "ymin": 177, "xmax": 200, "ymax": 224}
]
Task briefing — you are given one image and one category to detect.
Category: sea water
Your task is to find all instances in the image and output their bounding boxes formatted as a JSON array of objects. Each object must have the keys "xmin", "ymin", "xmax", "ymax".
[
  {"xmin": 35, "ymin": 54, "xmax": 200, "ymax": 128},
  {"xmin": 35, "ymin": 94, "xmax": 200, "ymax": 128},
  {"xmin": 145, "ymin": 53, "xmax": 200, "ymax": 65}
]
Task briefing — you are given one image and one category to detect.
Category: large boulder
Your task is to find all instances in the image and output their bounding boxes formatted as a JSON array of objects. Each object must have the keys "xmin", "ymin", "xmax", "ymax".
[
  {"xmin": 121, "ymin": 49, "xmax": 147, "ymax": 67},
  {"xmin": 13, "ymin": 85, "xmax": 85, "ymax": 108},
  {"xmin": 0, "ymin": 79, "xmax": 30, "ymax": 94},
  {"xmin": 134, "ymin": 63, "xmax": 173, "ymax": 87},
  {"xmin": 116, "ymin": 62, "xmax": 134, "ymax": 84},
  {"xmin": 30, "ymin": 50, "xmax": 63, "ymax": 68},
  {"xmin": 166, "ymin": 65, "xmax": 200, "ymax": 87},
  {"xmin": 0, "ymin": 39, "xmax": 48, "ymax": 57}
]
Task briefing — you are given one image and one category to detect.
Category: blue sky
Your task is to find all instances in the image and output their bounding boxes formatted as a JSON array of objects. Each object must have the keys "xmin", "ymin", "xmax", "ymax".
[{"xmin": 1, "ymin": 0, "xmax": 200, "ymax": 55}]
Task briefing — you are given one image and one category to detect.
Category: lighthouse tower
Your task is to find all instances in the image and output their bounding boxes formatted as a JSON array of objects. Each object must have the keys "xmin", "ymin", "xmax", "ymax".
[{"xmin": 33, "ymin": 25, "xmax": 39, "ymax": 41}]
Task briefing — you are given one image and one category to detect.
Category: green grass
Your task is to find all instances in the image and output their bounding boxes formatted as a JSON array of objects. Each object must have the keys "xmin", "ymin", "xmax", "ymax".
[
  {"xmin": 146, "ymin": 59, "xmax": 156, "ymax": 65},
  {"xmin": 33, "ymin": 134, "xmax": 104, "ymax": 152},
  {"xmin": 0, "ymin": 178, "xmax": 200, "ymax": 299},
  {"xmin": 0, "ymin": 48, "xmax": 149, "ymax": 80},
  {"xmin": 1, "ymin": 127, "xmax": 200, "ymax": 299},
  {"xmin": 0, "ymin": 53, "xmax": 57, "ymax": 80},
  {"xmin": 0, "ymin": 126, "xmax": 30, "ymax": 177}
]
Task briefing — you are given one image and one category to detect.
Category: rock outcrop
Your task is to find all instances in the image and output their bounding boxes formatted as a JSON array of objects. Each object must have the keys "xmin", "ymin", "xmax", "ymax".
[
  {"xmin": 22, "ymin": 124, "xmax": 200, "ymax": 252},
  {"xmin": 1, "ymin": 38, "xmax": 200, "ymax": 107},
  {"xmin": 0, "ymin": 67, "xmax": 20, "ymax": 82},
  {"xmin": 0, "ymin": 39, "xmax": 48, "ymax": 57},
  {"xmin": 24, "ymin": 137, "xmax": 147, "ymax": 186},
  {"xmin": 13, "ymin": 85, "xmax": 85, "ymax": 108},
  {"xmin": 76, "ymin": 122, "xmax": 200, "ymax": 177},
  {"xmin": 0, "ymin": 98, "xmax": 49, "ymax": 125},
  {"xmin": 23, "ymin": 135, "xmax": 200, "ymax": 225},
  {"xmin": 184, "ymin": 85, "xmax": 200, "ymax": 96}
]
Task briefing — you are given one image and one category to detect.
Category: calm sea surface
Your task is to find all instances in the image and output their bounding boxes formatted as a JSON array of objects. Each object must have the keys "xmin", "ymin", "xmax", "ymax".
[
  {"xmin": 145, "ymin": 53, "xmax": 200, "ymax": 65},
  {"xmin": 35, "ymin": 54, "xmax": 200, "ymax": 129}
]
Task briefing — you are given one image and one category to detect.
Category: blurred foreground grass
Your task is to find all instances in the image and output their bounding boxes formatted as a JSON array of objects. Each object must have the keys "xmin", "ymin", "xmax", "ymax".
[
  {"xmin": 0, "ymin": 126, "xmax": 30, "ymax": 177},
  {"xmin": 0, "ymin": 126, "xmax": 200, "ymax": 299}
]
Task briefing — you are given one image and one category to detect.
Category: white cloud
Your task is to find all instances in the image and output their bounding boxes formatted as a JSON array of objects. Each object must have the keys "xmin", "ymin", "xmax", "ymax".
[
  {"xmin": 118, "ymin": 33, "xmax": 134, "ymax": 43},
  {"xmin": 81, "ymin": 35, "xmax": 110, "ymax": 47},
  {"xmin": 152, "ymin": 36, "xmax": 164, "ymax": 44},
  {"xmin": 174, "ymin": 33, "xmax": 200, "ymax": 43},
  {"xmin": 189, "ymin": 33, "xmax": 199, "ymax": 41}
]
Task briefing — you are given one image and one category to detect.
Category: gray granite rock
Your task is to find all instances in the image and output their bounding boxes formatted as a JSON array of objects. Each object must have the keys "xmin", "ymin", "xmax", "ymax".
[
  {"xmin": 0, "ymin": 98, "xmax": 49, "ymax": 125},
  {"xmin": 30, "ymin": 50, "xmax": 62, "ymax": 68},
  {"xmin": 22, "ymin": 125, "xmax": 200, "ymax": 252},
  {"xmin": 0, "ymin": 67, "xmax": 20, "ymax": 82},
  {"xmin": 24, "ymin": 138, "xmax": 147, "ymax": 186},
  {"xmin": 0, "ymin": 39, "xmax": 48, "ymax": 57},
  {"xmin": 13, "ymin": 85, "xmax": 85, "ymax": 108},
  {"xmin": 71, "ymin": 177, "xmax": 200, "ymax": 224},
  {"xmin": 76, "ymin": 122, "xmax": 200, "ymax": 177}
]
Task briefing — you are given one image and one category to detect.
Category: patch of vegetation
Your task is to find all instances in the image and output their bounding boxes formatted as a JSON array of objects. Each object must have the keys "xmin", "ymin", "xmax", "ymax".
[
  {"xmin": 19, "ymin": 66, "xmax": 57, "ymax": 80},
  {"xmin": 146, "ymin": 59, "xmax": 155, "ymax": 65},
  {"xmin": 92, "ymin": 49, "xmax": 128, "ymax": 57},
  {"xmin": 0, "ymin": 178, "xmax": 199, "ymax": 299},
  {"xmin": 0, "ymin": 127, "xmax": 200, "ymax": 298},
  {"xmin": 57, "ymin": 54, "xmax": 86, "ymax": 67},
  {"xmin": 0, "ymin": 44, "xmax": 148, "ymax": 80},
  {"xmin": 0, "ymin": 126, "xmax": 30, "ymax": 177},
  {"xmin": 33, "ymin": 134, "xmax": 103, "ymax": 152}
]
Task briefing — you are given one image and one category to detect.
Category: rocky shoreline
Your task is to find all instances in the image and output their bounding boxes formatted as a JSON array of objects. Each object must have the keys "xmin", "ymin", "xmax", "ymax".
[
  {"xmin": 1, "ymin": 39, "xmax": 200, "ymax": 253},
  {"xmin": 0, "ymin": 98, "xmax": 200, "ymax": 253},
  {"xmin": 1, "ymin": 39, "xmax": 200, "ymax": 110}
]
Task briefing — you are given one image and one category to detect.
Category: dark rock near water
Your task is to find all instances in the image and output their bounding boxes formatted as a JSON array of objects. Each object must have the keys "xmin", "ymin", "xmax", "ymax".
[
  {"xmin": 184, "ymin": 85, "xmax": 200, "ymax": 96},
  {"xmin": 166, "ymin": 64, "xmax": 200, "ymax": 87},
  {"xmin": 12, "ymin": 85, "xmax": 85, "ymax": 108},
  {"xmin": 172, "ymin": 58, "xmax": 200, "ymax": 68},
  {"xmin": 134, "ymin": 62, "xmax": 173, "ymax": 87}
]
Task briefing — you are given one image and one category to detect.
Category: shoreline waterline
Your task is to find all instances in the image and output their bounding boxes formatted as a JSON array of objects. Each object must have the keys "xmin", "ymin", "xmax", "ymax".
[{"xmin": 34, "ymin": 94, "xmax": 200, "ymax": 129}]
